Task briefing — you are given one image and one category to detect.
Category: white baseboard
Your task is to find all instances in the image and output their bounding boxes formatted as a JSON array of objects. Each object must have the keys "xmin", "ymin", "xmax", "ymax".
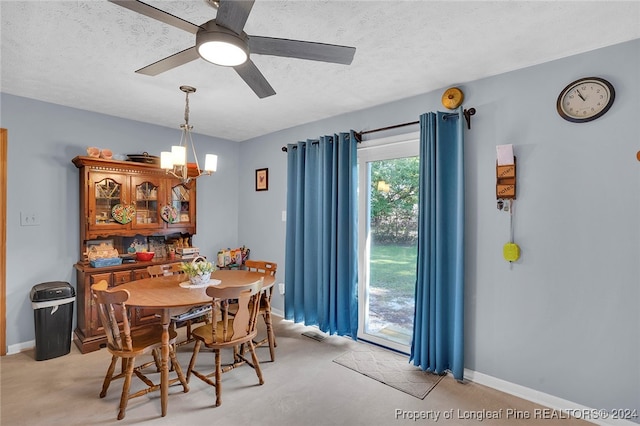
[
  {"xmin": 271, "ymin": 308, "xmax": 284, "ymax": 318},
  {"xmin": 464, "ymin": 369, "xmax": 637, "ymax": 426},
  {"xmin": 7, "ymin": 339, "xmax": 35, "ymax": 355},
  {"xmin": 7, "ymin": 331, "xmax": 76, "ymax": 356}
]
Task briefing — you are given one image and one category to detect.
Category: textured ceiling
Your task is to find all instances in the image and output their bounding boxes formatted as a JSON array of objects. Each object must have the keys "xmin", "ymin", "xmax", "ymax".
[{"xmin": 1, "ymin": 1, "xmax": 639, "ymax": 142}]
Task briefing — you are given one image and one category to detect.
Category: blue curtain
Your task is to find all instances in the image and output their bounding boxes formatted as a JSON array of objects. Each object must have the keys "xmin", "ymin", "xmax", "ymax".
[
  {"xmin": 284, "ymin": 131, "xmax": 358, "ymax": 337},
  {"xmin": 410, "ymin": 109, "xmax": 465, "ymax": 380}
]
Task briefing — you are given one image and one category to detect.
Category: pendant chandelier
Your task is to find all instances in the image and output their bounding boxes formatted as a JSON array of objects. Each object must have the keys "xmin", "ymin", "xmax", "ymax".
[{"xmin": 160, "ymin": 85, "xmax": 217, "ymax": 183}]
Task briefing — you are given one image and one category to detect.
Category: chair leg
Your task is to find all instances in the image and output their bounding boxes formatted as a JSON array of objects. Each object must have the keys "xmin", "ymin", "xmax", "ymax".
[
  {"xmin": 186, "ymin": 340, "xmax": 202, "ymax": 382},
  {"xmin": 169, "ymin": 347, "xmax": 189, "ymax": 393},
  {"xmin": 100, "ymin": 355, "xmax": 119, "ymax": 398},
  {"xmin": 186, "ymin": 320, "xmax": 192, "ymax": 341},
  {"xmin": 152, "ymin": 348, "xmax": 161, "ymax": 372},
  {"xmin": 247, "ymin": 340, "xmax": 264, "ymax": 385},
  {"xmin": 118, "ymin": 357, "xmax": 136, "ymax": 420},
  {"xmin": 215, "ymin": 349, "xmax": 222, "ymax": 407},
  {"xmin": 263, "ymin": 311, "xmax": 276, "ymax": 361},
  {"xmin": 175, "ymin": 320, "xmax": 195, "ymax": 347}
]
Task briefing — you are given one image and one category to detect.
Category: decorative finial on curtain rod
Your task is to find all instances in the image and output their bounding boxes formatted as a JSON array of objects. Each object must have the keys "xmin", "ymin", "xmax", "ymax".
[{"xmin": 464, "ymin": 108, "xmax": 476, "ymax": 130}]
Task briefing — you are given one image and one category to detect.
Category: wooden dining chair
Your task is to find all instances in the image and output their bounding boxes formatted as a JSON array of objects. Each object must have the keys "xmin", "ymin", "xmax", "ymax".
[
  {"xmin": 146, "ymin": 263, "xmax": 211, "ymax": 346},
  {"xmin": 91, "ymin": 280, "xmax": 188, "ymax": 420},
  {"xmin": 186, "ymin": 278, "xmax": 265, "ymax": 407},
  {"xmin": 146, "ymin": 263, "xmax": 183, "ymax": 277},
  {"xmin": 244, "ymin": 260, "xmax": 278, "ymax": 361}
]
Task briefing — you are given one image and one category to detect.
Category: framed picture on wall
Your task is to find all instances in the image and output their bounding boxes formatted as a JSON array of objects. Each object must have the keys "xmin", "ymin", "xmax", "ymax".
[{"xmin": 255, "ymin": 168, "xmax": 268, "ymax": 191}]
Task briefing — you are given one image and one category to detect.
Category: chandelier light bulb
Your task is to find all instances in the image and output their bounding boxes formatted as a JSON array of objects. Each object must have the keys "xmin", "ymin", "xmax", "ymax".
[
  {"xmin": 204, "ymin": 154, "xmax": 218, "ymax": 172},
  {"xmin": 171, "ymin": 145, "xmax": 187, "ymax": 166},
  {"xmin": 160, "ymin": 151, "xmax": 174, "ymax": 170}
]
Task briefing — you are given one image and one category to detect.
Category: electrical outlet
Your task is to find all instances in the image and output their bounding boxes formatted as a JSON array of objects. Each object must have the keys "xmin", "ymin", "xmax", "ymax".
[
  {"xmin": 281, "ymin": 210, "xmax": 287, "ymax": 222},
  {"xmin": 20, "ymin": 211, "xmax": 40, "ymax": 226}
]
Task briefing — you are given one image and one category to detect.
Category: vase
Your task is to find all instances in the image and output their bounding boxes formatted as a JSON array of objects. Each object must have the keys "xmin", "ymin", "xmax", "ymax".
[{"xmin": 189, "ymin": 272, "xmax": 211, "ymax": 286}]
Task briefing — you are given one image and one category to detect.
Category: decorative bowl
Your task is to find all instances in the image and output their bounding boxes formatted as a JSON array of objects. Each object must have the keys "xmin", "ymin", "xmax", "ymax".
[
  {"xmin": 87, "ymin": 146, "xmax": 100, "ymax": 158},
  {"xmin": 100, "ymin": 148, "xmax": 113, "ymax": 160},
  {"xmin": 188, "ymin": 272, "xmax": 211, "ymax": 286},
  {"xmin": 135, "ymin": 251, "xmax": 155, "ymax": 261}
]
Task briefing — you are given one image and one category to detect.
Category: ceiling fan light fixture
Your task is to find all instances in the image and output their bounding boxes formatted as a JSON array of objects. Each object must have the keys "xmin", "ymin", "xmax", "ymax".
[
  {"xmin": 109, "ymin": 1, "xmax": 357, "ymax": 98},
  {"xmin": 198, "ymin": 41, "xmax": 247, "ymax": 66},
  {"xmin": 196, "ymin": 29, "xmax": 248, "ymax": 67}
]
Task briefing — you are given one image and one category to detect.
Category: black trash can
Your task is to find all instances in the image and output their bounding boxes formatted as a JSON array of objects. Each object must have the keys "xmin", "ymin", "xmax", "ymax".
[{"xmin": 30, "ymin": 282, "xmax": 75, "ymax": 361}]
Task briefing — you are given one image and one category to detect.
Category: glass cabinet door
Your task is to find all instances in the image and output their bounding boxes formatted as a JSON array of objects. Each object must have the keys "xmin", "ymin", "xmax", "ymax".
[
  {"xmin": 131, "ymin": 176, "xmax": 163, "ymax": 229},
  {"xmin": 168, "ymin": 182, "xmax": 195, "ymax": 227},
  {"xmin": 88, "ymin": 173, "xmax": 128, "ymax": 232}
]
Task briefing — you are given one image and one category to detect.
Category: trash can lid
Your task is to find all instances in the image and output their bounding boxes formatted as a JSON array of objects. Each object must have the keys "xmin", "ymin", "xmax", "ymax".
[{"xmin": 30, "ymin": 281, "xmax": 75, "ymax": 302}]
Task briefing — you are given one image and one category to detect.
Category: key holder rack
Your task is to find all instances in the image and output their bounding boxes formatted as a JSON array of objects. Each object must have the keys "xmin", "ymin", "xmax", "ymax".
[
  {"xmin": 496, "ymin": 157, "xmax": 516, "ymax": 200},
  {"xmin": 496, "ymin": 155, "xmax": 520, "ymax": 263}
]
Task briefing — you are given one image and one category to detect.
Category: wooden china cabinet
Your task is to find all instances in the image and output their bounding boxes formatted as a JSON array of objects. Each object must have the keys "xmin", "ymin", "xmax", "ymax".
[{"xmin": 72, "ymin": 156, "xmax": 198, "ymax": 353}]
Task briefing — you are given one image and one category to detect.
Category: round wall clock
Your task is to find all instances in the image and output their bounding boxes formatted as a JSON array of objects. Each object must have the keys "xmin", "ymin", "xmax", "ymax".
[
  {"xmin": 442, "ymin": 87, "xmax": 464, "ymax": 110},
  {"xmin": 556, "ymin": 77, "xmax": 615, "ymax": 123}
]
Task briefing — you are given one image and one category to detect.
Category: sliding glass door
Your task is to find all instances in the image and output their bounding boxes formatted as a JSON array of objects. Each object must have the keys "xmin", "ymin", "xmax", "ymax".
[{"xmin": 357, "ymin": 134, "xmax": 419, "ymax": 353}]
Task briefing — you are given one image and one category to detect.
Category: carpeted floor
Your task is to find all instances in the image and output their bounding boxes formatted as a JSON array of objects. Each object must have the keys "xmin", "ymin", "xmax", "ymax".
[
  {"xmin": 333, "ymin": 344, "xmax": 444, "ymax": 399},
  {"xmin": 1, "ymin": 317, "xmax": 592, "ymax": 425}
]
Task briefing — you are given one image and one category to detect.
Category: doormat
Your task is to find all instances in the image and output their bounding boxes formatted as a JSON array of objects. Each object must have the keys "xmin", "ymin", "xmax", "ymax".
[
  {"xmin": 333, "ymin": 344, "xmax": 444, "ymax": 399},
  {"xmin": 302, "ymin": 331, "xmax": 326, "ymax": 341}
]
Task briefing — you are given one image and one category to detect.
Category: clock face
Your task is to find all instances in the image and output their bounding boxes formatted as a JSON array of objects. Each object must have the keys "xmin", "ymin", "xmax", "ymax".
[{"xmin": 556, "ymin": 77, "xmax": 615, "ymax": 122}]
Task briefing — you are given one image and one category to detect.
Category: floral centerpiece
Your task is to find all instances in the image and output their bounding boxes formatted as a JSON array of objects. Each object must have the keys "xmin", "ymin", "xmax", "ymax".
[{"xmin": 180, "ymin": 257, "xmax": 216, "ymax": 286}]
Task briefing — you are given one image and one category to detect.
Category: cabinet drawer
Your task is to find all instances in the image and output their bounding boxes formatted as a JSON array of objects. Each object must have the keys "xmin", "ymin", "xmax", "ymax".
[
  {"xmin": 132, "ymin": 268, "xmax": 150, "ymax": 281},
  {"xmin": 113, "ymin": 270, "xmax": 133, "ymax": 286},
  {"xmin": 89, "ymin": 272, "xmax": 112, "ymax": 286}
]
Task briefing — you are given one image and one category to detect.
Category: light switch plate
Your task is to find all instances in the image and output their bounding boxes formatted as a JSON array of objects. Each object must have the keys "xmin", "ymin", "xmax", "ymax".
[{"xmin": 20, "ymin": 211, "xmax": 40, "ymax": 226}]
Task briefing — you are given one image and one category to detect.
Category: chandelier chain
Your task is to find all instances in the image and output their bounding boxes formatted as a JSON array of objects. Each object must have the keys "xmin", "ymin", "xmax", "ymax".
[{"xmin": 184, "ymin": 90, "xmax": 190, "ymax": 127}]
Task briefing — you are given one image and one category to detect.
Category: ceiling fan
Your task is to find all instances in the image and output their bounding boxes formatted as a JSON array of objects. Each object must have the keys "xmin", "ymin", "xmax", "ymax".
[{"xmin": 109, "ymin": 0, "xmax": 356, "ymax": 98}]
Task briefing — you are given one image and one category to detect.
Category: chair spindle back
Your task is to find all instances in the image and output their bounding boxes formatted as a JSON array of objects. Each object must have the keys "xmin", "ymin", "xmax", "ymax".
[
  {"xmin": 207, "ymin": 278, "xmax": 263, "ymax": 345},
  {"xmin": 147, "ymin": 263, "xmax": 184, "ymax": 277},
  {"xmin": 91, "ymin": 280, "xmax": 133, "ymax": 352},
  {"xmin": 244, "ymin": 260, "xmax": 277, "ymax": 277}
]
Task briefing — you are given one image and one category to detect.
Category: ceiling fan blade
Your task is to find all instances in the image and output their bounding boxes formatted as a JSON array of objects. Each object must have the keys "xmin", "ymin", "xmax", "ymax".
[
  {"xmin": 109, "ymin": 0, "xmax": 202, "ymax": 34},
  {"xmin": 135, "ymin": 46, "xmax": 200, "ymax": 76},
  {"xmin": 215, "ymin": 0, "xmax": 255, "ymax": 34},
  {"xmin": 249, "ymin": 36, "xmax": 356, "ymax": 65},
  {"xmin": 234, "ymin": 59, "xmax": 276, "ymax": 98}
]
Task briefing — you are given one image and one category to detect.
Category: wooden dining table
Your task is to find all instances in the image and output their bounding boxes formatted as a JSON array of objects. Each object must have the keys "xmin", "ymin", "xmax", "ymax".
[{"xmin": 117, "ymin": 269, "xmax": 276, "ymax": 417}]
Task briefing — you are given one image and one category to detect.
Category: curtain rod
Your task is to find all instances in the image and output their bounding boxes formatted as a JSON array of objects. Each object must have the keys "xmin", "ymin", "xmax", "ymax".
[
  {"xmin": 280, "ymin": 108, "xmax": 475, "ymax": 152},
  {"xmin": 280, "ymin": 120, "xmax": 416, "ymax": 152},
  {"xmin": 355, "ymin": 120, "xmax": 419, "ymax": 141},
  {"xmin": 356, "ymin": 109, "xmax": 475, "ymax": 141}
]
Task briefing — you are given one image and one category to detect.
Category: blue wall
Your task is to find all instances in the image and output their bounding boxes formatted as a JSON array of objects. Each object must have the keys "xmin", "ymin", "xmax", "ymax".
[
  {"xmin": 2, "ymin": 39, "xmax": 638, "ymax": 419},
  {"xmin": 237, "ymin": 39, "xmax": 640, "ymax": 417},
  {"xmin": 0, "ymin": 95, "xmax": 240, "ymax": 345}
]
